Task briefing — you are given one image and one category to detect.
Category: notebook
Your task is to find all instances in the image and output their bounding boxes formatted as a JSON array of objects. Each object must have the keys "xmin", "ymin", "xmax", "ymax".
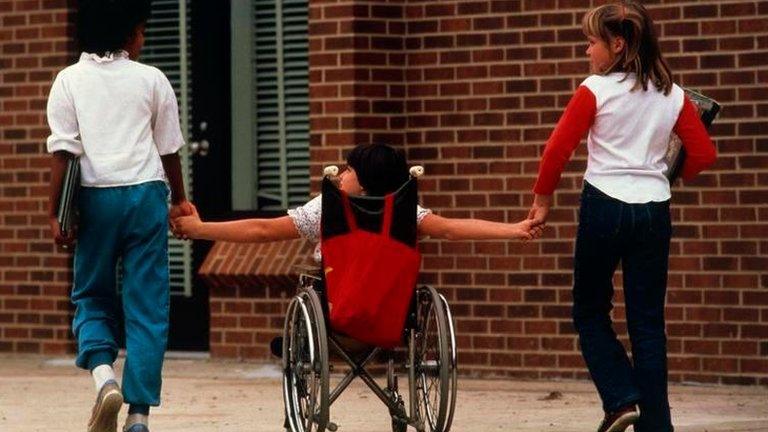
[
  {"xmin": 664, "ymin": 88, "xmax": 721, "ymax": 183},
  {"xmin": 57, "ymin": 156, "xmax": 80, "ymax": 238}
]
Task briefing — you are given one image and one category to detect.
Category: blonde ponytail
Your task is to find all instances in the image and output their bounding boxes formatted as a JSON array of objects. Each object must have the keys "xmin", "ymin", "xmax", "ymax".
[{"xmin": 582, "ymin": 1, "xmax": 673, "ymax": 95}]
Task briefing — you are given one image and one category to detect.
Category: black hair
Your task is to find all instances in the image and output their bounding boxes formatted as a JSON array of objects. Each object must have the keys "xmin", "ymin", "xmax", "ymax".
[
  {"xmin": 77, "ymin": 0, "xmax": 152, "ymax": 55},
  {"xmin": 346, "ymin": 143, "xmax": 409, "ymax": 196}
]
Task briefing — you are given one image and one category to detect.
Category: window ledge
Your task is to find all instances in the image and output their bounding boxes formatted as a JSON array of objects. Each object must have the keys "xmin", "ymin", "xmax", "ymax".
[{"xmin": 198, "ymin": 239, "xmax": 316, "ymax": 291}]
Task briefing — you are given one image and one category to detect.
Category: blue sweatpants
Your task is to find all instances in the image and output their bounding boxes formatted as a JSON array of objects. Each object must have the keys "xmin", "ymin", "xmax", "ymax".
[{"xmin": 72, "ymin": 180, "xmax": 170, "ymax": 406}]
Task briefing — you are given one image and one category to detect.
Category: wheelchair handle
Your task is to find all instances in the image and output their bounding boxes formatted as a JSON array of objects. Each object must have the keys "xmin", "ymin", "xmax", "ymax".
[
  {"xmin": 323, "ymin": 165, "xmax": 339, "ymax": 177},
  {"xmin": 324, "ymin": 164, "xmax": 424, "ymax": 178}
]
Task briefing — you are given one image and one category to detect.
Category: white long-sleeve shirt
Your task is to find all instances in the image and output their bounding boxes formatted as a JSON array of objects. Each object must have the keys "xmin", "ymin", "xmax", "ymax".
[
  {"xmin": 534, "ymin": 73, "xmax": 715, "ymax": 203},
  {"xmin": 46, "ymin": 51, "xmax": 185, "ymax": 187}
]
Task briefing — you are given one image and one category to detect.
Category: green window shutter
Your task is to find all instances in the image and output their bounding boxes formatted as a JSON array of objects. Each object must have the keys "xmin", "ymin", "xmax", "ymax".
[
  {"xmin": 232, "ymin": 0, "xmax": 309, "ymax": 211},
  {"xmin": 253, "ymin": 0, "xmax": 283, "ymax": 209},
  {"xmin": 280, "ymin": 0, "xmax": 311, "ymax": 208},
  {"xmin": 140, "ymin": 0, "xmax": 194, "ymax": 297}
]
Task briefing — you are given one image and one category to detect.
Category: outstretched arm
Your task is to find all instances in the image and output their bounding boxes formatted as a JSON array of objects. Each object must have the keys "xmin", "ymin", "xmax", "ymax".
[
  {"xmin": 173, "ymin": 209, "xmax": 300, "ymax": 243},
  {"xmin": 418, "ymin": 213, "xmax": 543, "ymax": 241}
]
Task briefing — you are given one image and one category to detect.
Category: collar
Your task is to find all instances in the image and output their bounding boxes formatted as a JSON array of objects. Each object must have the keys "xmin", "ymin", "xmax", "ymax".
[{"xmin": 79, "ymin": 50, "xmax": 130, "ymax": 64}]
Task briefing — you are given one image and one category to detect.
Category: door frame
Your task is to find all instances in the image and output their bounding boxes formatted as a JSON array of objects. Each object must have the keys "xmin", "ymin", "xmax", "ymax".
[{"xmin": 167, "ymin": 0, "xmax": 232, "ymax": 351}]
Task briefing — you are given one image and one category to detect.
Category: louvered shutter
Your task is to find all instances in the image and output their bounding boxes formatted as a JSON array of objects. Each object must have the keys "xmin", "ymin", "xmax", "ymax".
[
  {"xmin": 232, "ymin": 0, "xmax": 309, "ymax": 211},
  {"xmin": 281, "ymin": 0, "xmax": 311, "ymax": 208}
]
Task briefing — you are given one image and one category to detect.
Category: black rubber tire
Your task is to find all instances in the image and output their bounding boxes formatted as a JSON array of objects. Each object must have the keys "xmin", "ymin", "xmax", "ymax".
[
  {"xmin": 282, "ymin": 288, "xmax": 330, "ymax": 432},
  {"xmin": 411, "ymin": 286, "xmax": 457, "ymax": 432}
]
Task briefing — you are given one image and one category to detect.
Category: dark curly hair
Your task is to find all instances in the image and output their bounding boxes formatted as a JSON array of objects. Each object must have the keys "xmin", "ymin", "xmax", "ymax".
[
  {"xmin": 346, "ymin": 143, "xmax": 409, "ymax": 197},
  {"xmin": 77, "ymin": 0, "xmax": 152, "ymax": 55}
]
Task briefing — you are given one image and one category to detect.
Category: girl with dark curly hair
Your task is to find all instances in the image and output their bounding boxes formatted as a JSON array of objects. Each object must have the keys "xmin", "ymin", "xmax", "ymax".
[{"xmin": 46, "ymin": 1, "xmax": 192, "ymax": 431}]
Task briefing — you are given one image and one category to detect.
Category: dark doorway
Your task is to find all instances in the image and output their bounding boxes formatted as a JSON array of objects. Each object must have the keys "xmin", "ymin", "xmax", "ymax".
[{"xmin": 166, "ymin": 0, "xmax": 231, "ymax": 351}]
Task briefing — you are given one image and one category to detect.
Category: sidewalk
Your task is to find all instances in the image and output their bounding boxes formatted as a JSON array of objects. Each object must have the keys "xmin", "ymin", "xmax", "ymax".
[{"xmin": 1, "ymin": 354, "xmax": 766, "ymax": 432}]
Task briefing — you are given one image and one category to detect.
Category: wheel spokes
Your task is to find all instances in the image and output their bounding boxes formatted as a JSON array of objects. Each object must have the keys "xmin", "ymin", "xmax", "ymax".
[
  {"xmin": 416, "ymin": 293, "xmax": 444, "ymax": 430},
  {"xmin": 287, "ymin": 298, "xmax": 323, "ymax": 432}
]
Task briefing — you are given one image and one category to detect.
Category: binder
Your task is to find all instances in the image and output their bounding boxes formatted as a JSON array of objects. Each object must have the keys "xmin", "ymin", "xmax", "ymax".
[
  {"xmin": 664, "ymin": 88, "xmax": 721, "ymax": 183},
  {"xmin": 57, "ymin": 156, "xmax": 80, "ymax": 238}
]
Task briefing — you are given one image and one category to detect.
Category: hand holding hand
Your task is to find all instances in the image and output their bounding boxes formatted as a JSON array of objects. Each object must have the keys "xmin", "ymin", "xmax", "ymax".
[
  {"xmin": 169, "ymin": 200, "xmax": 197, "ymax": 239},
  {"xmin": 527, "ymin": 194, "xmax": 552, "ymax": 227},
  {"xmin": 171, "ymin": 206, "xmax": 202, "ymax": 240},
  {"xmin": 512, "ymin": 218, "xmax": 545, "ymax": 242}
]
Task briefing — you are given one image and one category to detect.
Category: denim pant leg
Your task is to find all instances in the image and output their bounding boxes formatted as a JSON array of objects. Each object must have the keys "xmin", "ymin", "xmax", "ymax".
[
  {"xmin": 622, "ymin": 202, "xmax": 673, "ymax": 432},
  {"xmin": 120, "ymin": 182, "xmax": 170, "ymax": 407},
  {"xmin": 572, "ymin": 184, "xmax": 641, "ymax": 413},
  {"xmin": 72, "ymin": 187, "xmax": 122, "ymax": 370}
]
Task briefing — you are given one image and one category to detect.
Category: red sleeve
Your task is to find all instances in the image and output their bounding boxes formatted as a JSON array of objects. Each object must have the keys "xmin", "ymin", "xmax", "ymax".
[
  {"xmin": 674, "ymin": 96, "xmax": 717, "ymax": 181},
  {"xmin": 533, "ymin": 85, "xmax": 596, "ymax": 195}
]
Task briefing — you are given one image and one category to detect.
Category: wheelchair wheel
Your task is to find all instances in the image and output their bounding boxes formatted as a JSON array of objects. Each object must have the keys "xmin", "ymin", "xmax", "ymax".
[
  {"xmin": 412, "ymin": 286, "xmax": 457, "ymax": 432},
  {"xmin": 283, "ymin": 288, "xmax": 330, "ymax": 432}
]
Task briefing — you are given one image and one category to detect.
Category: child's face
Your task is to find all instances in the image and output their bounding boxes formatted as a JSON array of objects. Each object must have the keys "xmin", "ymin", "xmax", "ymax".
[
  {"xmin": 339, "ymin": 166, "xmax": 364, "ymax": 195},
  {"xmin": 586, "ymin": 35, "xmax": 614, "ymax": 73},
  {"xmin": 125, "ymin": 24, "xmax": 146, "ymax": 60}
]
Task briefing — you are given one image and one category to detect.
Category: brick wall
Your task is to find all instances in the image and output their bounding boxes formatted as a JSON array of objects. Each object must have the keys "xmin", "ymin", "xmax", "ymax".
[
  {"xmin": 308, "ymin": 0, "xmax": 408, "ymax": 183},
  {"xmin": 0, "ymin": 0, "xmax": 77, "ymax": 355},
  {"xmin": 2, "ymin": 0, "xmax": 767, "ymax": 386},
  {"xmin": 291, "ymin": 0, "xmax": 768, "ymax": 385},
  {"xmin": 211, "ymin": 0, "xmax": 768, "ymax": 386}
]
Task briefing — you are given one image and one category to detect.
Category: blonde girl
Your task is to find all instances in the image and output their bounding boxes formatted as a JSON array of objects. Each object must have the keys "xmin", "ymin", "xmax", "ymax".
[{"xmin": 528, "ymin": 2, "xmax": 716, "ymax": 432}]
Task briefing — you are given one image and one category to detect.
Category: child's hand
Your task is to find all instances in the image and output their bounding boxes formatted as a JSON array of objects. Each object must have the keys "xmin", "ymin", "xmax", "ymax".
[
  {"xmin": 169, "ymin": 200, "xmax": 196, "ymax": 238},
  {"xmin": 172, "ymin": 211, "xmax": 202, "ymax": 240},
  {"xmin": 49, "ymin": 216, "xmax": 76, "ymax": 250},
  {"xmin": 513, "ymin": 219, "xmax": 544, "ymax": 242}
]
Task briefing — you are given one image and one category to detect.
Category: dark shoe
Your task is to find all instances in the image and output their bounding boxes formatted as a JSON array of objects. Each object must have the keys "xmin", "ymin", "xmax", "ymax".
[
  {"xmin": 596, "ymin": 405, "xmax": 639, "ymax": 432},
  {"xmin": 87, "ymin": 380, "xmax": 123, "ymax": 432},
  {"xmin": 123, "ymin": 424, "xmax": 149, "ymax": 432}
]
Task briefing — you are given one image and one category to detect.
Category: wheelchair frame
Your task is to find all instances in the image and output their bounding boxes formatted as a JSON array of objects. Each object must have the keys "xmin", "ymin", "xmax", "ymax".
[{"xmin": 282, "ymin": 271, "xmax": 458, "ymax": 432}]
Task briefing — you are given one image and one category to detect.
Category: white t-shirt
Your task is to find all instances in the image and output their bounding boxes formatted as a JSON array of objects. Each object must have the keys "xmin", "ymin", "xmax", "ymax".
[
  {"xmin": 46, "ymin": 51, "xmax": 185, "ymax": 187},
  {"xmin": 288, "ymin": 195, "xmax": 432, "ymax": 262}
]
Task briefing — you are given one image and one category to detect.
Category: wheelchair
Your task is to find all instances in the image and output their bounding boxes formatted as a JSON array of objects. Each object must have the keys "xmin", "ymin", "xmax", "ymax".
[{"xmin": 281, "ymin": 166, "xmax": 458, "ymax": 432}]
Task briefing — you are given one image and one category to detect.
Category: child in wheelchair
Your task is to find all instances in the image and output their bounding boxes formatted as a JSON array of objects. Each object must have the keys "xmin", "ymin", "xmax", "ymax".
[
  {"xmin": 174, "ymin": 142, "xmax": 543, "ymax": 354},
  {"xmin": 173, "ymin": 143, "xmax": 543, "ymax": 432},
  {"xmin": 172, "ymin": 144, "xmax": 543, "ymax": 432}
]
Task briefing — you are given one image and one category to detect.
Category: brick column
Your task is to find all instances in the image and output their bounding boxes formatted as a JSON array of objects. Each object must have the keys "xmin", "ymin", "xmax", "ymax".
[
  {"xmin": 308, "ymin": 0, "xmax": 407, "ymax": 187},
  {"xmin": 0, "ymin": 0, "xmax": 77, "ymax": 355}
]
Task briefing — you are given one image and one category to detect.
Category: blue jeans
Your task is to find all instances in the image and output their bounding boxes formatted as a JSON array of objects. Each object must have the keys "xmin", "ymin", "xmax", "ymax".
[
  {"xmin": 72, "ymin": 181, "xmax": 170, "ymax": 406},
  {"xmin": 573, "ymin": 182, "xmax": 673, "ymax": 432}
]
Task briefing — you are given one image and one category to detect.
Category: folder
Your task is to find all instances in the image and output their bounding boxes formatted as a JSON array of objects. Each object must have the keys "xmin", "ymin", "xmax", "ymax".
[
  {"xmin": 664, "ymin": 88, "xmax": 721, "ymax": 183},
  {"xmin": 57, "ymin": 156, "xmax": 80, "ymax": 238}
]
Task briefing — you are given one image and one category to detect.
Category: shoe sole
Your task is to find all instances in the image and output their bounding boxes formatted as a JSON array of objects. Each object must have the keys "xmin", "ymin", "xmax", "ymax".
[
  {"xmin": 87, "ymin": 388, "xmax": 123, "ymax": 432},
  {"xmin": 605, "ymin": 412, "xmax": 640, "ymax": 432}
]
